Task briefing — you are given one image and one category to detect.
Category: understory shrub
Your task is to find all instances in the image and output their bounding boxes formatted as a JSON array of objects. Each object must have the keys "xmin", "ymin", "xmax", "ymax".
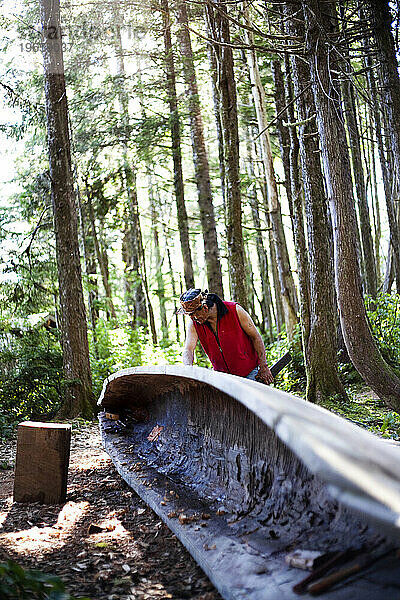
[
  {"xmin": 366, "ymin": 293, "xmax": 400, "ymax": 372},
  {"xmin": 265, "ymin": 326, "xmax": 306, "ymax": 394},
  {"xmin": 0, "ymin": 327, "xmax": 63, "ymax": 438},
  {"xmin": 265, "ymin": 293, "xmax": 400, "ymax": 394},
  {"xmin": 89, "ymin": 319, "xmax": 185, "ymax": 399},
  {"xmin": 0, "ymin": 560, "xmax": 89, "ymax": 600}
]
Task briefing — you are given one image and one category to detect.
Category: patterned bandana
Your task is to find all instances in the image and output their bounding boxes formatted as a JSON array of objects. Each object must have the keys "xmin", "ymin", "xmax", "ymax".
[{"xmin": 177, "ymin": 290, "xmax": 207, "ymax": 315}]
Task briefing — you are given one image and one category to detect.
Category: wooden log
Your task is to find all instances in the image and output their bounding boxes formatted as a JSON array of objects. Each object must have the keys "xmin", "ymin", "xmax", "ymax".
[{"xmin": 13, "ymin": 421, "xmax": 71, "ymax": 504}]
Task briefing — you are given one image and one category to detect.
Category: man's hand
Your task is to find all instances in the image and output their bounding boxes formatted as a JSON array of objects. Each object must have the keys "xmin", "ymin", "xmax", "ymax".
[
  {"xmin": 256, "ymin": 364, "xmax": 274, "ymax": 385},
  {"xmin": 235, "ymin": 305, "xmax": 273, "ymax": 384}
]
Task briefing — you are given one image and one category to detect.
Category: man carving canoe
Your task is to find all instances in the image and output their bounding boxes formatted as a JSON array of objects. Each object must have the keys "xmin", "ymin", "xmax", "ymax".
[{"xmin": 179, "ymin": 288, "xmax": 274, "ymax": 384}]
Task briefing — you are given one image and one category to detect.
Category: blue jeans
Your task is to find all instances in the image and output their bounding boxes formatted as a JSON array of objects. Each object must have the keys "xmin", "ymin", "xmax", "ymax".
[{"xmin": 246, "ymin": 367, "xmax": 259, "ymax": 381}]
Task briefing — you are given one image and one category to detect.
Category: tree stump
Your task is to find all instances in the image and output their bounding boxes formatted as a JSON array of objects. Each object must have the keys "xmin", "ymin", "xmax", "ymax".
[{"xmin": 13, "ymin": 422, "xmax": 71, "ymax": 504}]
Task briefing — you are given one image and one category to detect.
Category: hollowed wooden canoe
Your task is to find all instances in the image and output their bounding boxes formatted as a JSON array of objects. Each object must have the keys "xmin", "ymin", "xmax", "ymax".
[{"xmin": 98, "ymin": 365, "xmax": 400, "ymax": 599}]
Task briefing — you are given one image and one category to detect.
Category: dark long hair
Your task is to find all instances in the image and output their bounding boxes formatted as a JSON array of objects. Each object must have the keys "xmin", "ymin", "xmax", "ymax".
[{"xmin": 205, "ymin": 293, "xmax": 228, "ymax": 320}]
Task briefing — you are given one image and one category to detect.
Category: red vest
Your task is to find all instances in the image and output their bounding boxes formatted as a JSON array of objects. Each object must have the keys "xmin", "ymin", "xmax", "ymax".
[{"xmin": 193, "ymin": 301, "xmax": 259, "ymax": 376}]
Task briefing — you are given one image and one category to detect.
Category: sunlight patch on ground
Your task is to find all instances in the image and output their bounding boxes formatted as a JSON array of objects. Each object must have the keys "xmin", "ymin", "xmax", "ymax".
[
  {"xmin": 0, "ymin": 501, "xmax": 90, "ymax": 556},
  {"xmin": 0, "ymin": 498, "xmax": 13, "ymax": 527}
]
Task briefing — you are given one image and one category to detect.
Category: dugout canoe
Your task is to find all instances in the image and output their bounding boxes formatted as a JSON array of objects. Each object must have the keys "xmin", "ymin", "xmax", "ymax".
[{"xmin": 98, "ymin": 365, "xmax": 400, "ymax": 599}]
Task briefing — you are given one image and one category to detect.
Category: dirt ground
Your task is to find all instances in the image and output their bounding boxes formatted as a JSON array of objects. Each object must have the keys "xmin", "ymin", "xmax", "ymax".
[{"xmin": 0, "ymin": 423, "xmax": 222, "ymax": 600}]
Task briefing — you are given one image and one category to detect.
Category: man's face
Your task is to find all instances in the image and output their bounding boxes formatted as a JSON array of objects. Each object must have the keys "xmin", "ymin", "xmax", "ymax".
[{"xmin": 188, "ymin": 303, "xmax": 209, "ymax": 324}]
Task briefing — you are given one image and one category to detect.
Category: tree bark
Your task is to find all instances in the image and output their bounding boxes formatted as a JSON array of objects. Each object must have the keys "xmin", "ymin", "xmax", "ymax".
[
  {"xmin": 285, "ymin": 2, "xmax": 346, "ymax": 403},
  {"xmin": 272, "ymin": 55, "xmax": 308, "ymax": 330},
  {"xmin": 367, "ymin": 0, "xmax": 400, "ymax": 186},
  {"xmin": 39, "ymin": 0, "xmax": 94, "ymax": 418},
  {"xmin": 206, "ymin": 1, "xmax": 247, "ymax": 307},
  {"xmin": 341, "ymin": 70, "xmax": 377, "ymax": 297},
  {"xmin": 364, "ymin": 45, "xmax": 400, "ymax": 291},
  {"xmin": 131, "ymin": 182, "xmax": 158, "ymax": 344},
  {"xmin": 243, "ymin": 2, "xmax": 298, "ymax": 339},
  {"xmin": 176, "ymin": 0, "xmax": 224, "ymax": 297},
  {"xmin": 149, "ymin": 175, "xmax": 169, "ymax": 342},
  {"xmin": 366, "ymin": 106, "xmax": 381, "ymax": 283},
  {"xmin": 163, "ymin": 222, "xmax": 181, "ymax": 342},
  {"xmin": 271, "ymin": 59, "xmax": 295, "ymax": 240},
  {"xmin": 113, "ymin": 12, "xmax": 151, "ymax": 331},
  {"xmin": 205, "ymin": 14, "xmax": 226, "ymax": 214},
  {"xmin": 76, "ymin": 180, "xmax": 99, "ymax": 357},
  {"xmin": 303, "ymin": 0, "xmax": 400, "ymax": 411},
  {"xmin": 85, "ymin": 181, "xmax": 118, "ymax": 322},
  {"xmin": 161, "ymin": 0, "xmax": 195, "ymax": 290},
  {"xmin": 245, "ymin": 130, "xmax": 274, "ymax": 340}
]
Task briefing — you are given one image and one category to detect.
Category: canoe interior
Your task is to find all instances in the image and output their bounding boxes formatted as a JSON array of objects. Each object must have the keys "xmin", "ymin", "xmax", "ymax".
[{"xmin": 99, "ymin": 368, "xmax": 400, "ymax": 600}]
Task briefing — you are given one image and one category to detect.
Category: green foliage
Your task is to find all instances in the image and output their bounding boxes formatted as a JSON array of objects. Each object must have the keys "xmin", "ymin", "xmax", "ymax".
[
  {"xmin": 366, "ymin": 293, "xmax": 400, "ymax": 372},
  {"xmin": 89, "ymin": 320, "xmax": 184, "ymax": 400},
  {"xmin": 337, "ymin": 358, "xmax": 363, "ymax": 386},
  {"xmin": 0, "ymin": 327, "xmax": 63, "ymax": 439},
  {"xmin": 320, "ymin": 388, "xmax": 400, "ymax": 440},
  {"xmin": 265, "ymin": 325, "xmax": 306, "ymax": 394},
  {"xmin": 337, "ymin": 293, "xmax": 400, "ymax": 385},
  {"xmin": 264, "ymin": 293, "xmax": 400, "ymax": 395},
  {"xmin": 0, "ymin": 560, "xmax": 89, "ymax": 600}
]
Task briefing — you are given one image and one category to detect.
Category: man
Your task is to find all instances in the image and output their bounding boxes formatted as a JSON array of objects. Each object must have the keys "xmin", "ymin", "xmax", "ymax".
[{"xmin": 179, "ymin": 289, "xmax": 273, "ymax": 384}]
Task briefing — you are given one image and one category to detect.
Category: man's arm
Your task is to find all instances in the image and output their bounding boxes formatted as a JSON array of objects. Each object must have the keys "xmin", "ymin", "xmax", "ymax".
[
  {"xmin": 182, "ymin": 320, "xmax": 199, "ymax": 365},
  {"xmin": 236, "ymin": 305, "xmax": 273, "ymax": 384}
]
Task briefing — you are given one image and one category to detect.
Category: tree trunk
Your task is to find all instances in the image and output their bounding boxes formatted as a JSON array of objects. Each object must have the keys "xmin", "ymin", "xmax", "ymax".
[
  {"xmin": 205, "ymin": 14, "xmax": 226, "ymax": 213},
  {"xmin": 39, "ymin": 0, "xmax": 94, "ymax": 418},
  {"xmin": 76, "ymin": 180, "xmax": 99, "ymax": 357},
  {"xmin": 272, "ymin": 55, "xmax": 308, "ymax": 335},
  {"xmin": 272, "ymin": 53, "xmax": 310, "ymax": 342},
  {"xmin": 368, "ymin": 0, "xmax": 400, "ymax": 185},
  {"xmin": 205, "ymin": 1, "xmax": 247, "ymax": 307},
  {"xmin": 285, "ymin": 1, "xmax": 346, "ymax": 403},
  {"xmin": 163, "ymin": 223, "xmax": 181, "ymax": 342},
  {"xmin": 303, "ymin": 0, "xmax": 400, "ymax": 411},
  {"xmin": 149, "ymin": 175, "xmax": 168, "ymax": 341},
  {"xmin": 85, "ymin": 182, "xmax": 118, "ymax": 322},
  {"xmin": 161, "ymin": 0, "xmax": 195, "ymax": 290},
  {"xmin": 366, "ymin": 106, "xmax": 381, "ymax": 283},
  {"xmin": 256, "ymin": 167, "xmax": 283, "ymax": 336},
  {"xmin": 127, "ymin": 169, "xmax": 158, "ymax": 343},
  {"xmin": 243, "ymin": 2, "xmax": 298, "ymax": 339},
  {"xmin": 176, "ymin": 0, "xmax": 224, "ymax": 297},
  {"xmin": 341, "ymin": 71, "xmax": 377, "ymax": 297},
  {"xmin": 245, "ymin": 130, "xmax": 274, "ymax": 341},
  {"xmin": 271, "ymin": 59, "xmax": 295, "ymax": 239},
  {"xmin": 113, "ymin": 10, "xmax": 155, "ymax": 338},
  {"xmin": 364, "ymin": 44, "xmax": 400, "ymax": 291}
]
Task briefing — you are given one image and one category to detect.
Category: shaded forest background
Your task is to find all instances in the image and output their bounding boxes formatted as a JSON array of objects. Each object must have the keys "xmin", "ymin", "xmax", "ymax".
[{"xmin": 1, "ymin": 0, "xmax": 400, "ymax": 433}]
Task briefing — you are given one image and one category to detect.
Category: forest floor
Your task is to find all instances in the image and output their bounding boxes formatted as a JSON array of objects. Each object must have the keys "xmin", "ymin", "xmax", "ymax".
[{"xmin": 0, "ymin": 423, "xmax": 222, "ymax": 600}]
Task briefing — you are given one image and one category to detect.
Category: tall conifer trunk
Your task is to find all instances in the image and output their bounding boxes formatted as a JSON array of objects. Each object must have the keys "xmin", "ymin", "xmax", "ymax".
[
  {"xmin": 245, "ymin": 130, "xmax": 274, "ymax": 340},
  {"xmin": 205, "ymin": 2, "xmax": 247, "ymax": 307},
  {"xmin": 340, "ymin": 55, "xmax": 377, "ymax": 297},
  {"xmin": 39, "ymin": 0, "xmax": 94, "ymax": 418},
  {"xmin": 85, "ymin": 182, "xmax": 117, "ymax": 322},
  {"xmin": 243, "ymin": 2, "xmax": 298, "ymax": 338},
  {"xmin": 303, "ymin": 0, "xmax": 400, "ymax": 411},
  {"xmin": 285, "ymin": 2, "xmax": 346, "ymax": 403},
  {"xmin": 205, "ymin": 33, "xmax": 226, "ymax": 212},
  {"xmin": 175, "ymin": 0, "xmax": 224, "ymax": 296},
  {"xmin": 148, "ymin": 177, "xmax": 168, "ymax": 341},
  {"xmin": 161, "ymin": 0, "xmax": 195, "ymax": 290},
  {"xmin": 113, "ymin": 10, "xmax": 156, "ymax": 337},
  {"xmin": 367, "ymin": 0, "xmax": 400, "ymax": 186},
  {"xmin": 77, "ymin": 181, "xmax": 99, "ymax": 358},
  {"xmin": 363, "ymin": 10, "xmax": 400, "ymax": 291}
]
